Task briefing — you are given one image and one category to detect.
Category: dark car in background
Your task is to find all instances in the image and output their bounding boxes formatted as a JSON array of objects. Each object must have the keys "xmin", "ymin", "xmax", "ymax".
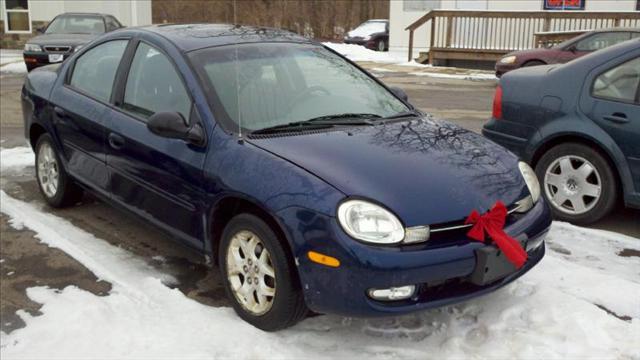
[
  {"xmin": 22, "ymin": 24, "xmax": 550, "ymax": 331},
  {"xmin": 23, "ymin": 12, "xmax": 123, "ymax": 71},
  {"xmin": 495, "ymin": 28, "xmax": 640, "ymax": 77},
  {"xmin": 484, "ymin": 39, "xmax": 639, "ymax": 224},
  {"xmin": 343, "ymin": 19, "xmax": 389, "ymax": 51}
]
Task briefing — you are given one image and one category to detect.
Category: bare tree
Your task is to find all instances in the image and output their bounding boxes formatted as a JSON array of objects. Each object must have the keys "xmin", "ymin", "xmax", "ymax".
[{"xmin": 152, "ymin": 0, "xmax": 389, "ymax": 40}]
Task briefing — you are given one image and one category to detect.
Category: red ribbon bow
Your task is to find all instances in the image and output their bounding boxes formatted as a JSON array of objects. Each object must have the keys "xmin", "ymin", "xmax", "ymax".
[{"xmin": 465, "ymin": 201, "xmax": 527, "ymax": 269}]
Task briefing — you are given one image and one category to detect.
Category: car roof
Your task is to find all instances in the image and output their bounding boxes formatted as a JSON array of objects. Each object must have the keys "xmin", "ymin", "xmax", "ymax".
[
  {"xmin": 590, "ymin": 27, "xmax": 640, "ymax": 33},
  {"xmin": 57, "ymin": 12, "xmax": 111, "ymax": 17},
  {"xmin": 137, "ymin": 23, "xmax": 314, "ymax": 52}
]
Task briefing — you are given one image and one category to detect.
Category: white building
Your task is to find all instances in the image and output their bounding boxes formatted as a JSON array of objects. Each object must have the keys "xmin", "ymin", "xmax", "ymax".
[
  {"xmin": 1, "ymin": 0, "xmax": 151, "ymax": 48},
  {"xmin": 390, "ymin": 0, "xmax": 639, "ymax": 54}
]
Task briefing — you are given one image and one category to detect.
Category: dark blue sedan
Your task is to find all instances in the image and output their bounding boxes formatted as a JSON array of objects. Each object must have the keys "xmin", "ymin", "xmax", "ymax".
[
  {"xmin": 484, "ymin": 39, "xmax": 639, "ymax": 225},
  {"xmin": 21, "ymin": 24, "xmax": 551, "ymax": 331}
]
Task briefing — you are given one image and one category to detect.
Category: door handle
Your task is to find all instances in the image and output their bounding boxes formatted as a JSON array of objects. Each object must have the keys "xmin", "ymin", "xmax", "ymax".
[
  {"xmin": 108, "ymin": 133, "xmax": 125, "ymax": 150},
  {"xmin": 53, "ymin": 106, "xmax": 66, "ymax": 117},
  {"xmin": 603, "ymin": 112, "xmax": 628, "ymax": 124}
]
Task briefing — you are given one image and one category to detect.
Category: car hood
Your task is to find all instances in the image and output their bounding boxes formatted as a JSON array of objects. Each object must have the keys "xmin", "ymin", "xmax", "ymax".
[
  {"xmin": 28, "ymin": 33, "xmax": 97, "ymax": 47},
  {"xmin": 247, "ymin": 117, "xmax": 528, "ymax": 226}
]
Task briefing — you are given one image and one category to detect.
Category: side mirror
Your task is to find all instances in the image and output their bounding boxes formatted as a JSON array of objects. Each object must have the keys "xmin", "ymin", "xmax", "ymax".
[
  {"xmin": 36, "ymin": 26, "xmax": 45, "ymax": 34},
  {"xmin": 567, "ymin": 45, "xmax": 577, "ymax": 53},
  {"xmin": 147, "ymin": 112, "xmax": 205, "ymax": 146},
  {"xmin": 389, "ymin": 86, "xmax": 408, "ymax": 102}
]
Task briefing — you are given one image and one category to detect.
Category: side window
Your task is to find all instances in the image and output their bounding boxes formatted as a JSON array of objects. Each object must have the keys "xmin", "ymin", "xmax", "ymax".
[
  {"xmin": 122, "ymin": 43, "xmax": 191, "ymax": 120},
  {"xmin": 592, "ymin": 57, "xmax": 640, "ymax": 103},
  {"xmin": 575, "ymin": 32, "xmax": 632, "ymax": 51},
  {"xmin": 69, "ymin": 40, "xmax": 128, "ymax": 102},
  {"xmin": 106, "ymin": 17, "xmax": 120, "ymax": 31}
]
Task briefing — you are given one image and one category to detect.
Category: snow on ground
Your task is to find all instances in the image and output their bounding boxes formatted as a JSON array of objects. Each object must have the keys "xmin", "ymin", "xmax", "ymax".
[
  {"xmin": 0, "ymin": 62, "xmax": 27, "ymax": 74},
  {"xmin": 323, "ymin": 42, "xmax": 498, "ymax": 80},
  {"xmin": 409, "ymin": 71, "xmax": 497, "ymax": 81},
  {"xmin": 323, "ymin": 42, "xmax": 420, "ymax": 65},
  {"xmin": 0, "ymin": 147, "xmax": 34, "ymax": 172},
  {"xmin": 0, "ymin": 50, "xmax": 26, "ymax": 74},
  {"xmin": 0, "ymin": 146, "xmax": 639, "ymax": 359}
]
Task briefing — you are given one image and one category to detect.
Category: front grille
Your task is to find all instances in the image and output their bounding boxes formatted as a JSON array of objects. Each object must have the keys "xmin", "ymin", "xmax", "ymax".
[
  {"xmin": 44, "ymin": 46, "xmax": 71, "ymax": 53},
  {"xmin": 422, "ymin": 202, "xmax": 523, "ymax": 248}
]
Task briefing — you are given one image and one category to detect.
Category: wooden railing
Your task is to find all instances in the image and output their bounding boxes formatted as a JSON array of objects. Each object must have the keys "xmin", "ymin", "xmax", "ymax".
[{"xmin": 405, "ymin": 10, "xmax": 640, "ymax": 63}]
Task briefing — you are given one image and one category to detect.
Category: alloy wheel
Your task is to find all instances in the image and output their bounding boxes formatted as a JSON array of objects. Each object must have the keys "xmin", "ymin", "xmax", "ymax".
[
  {"xmin": 226, "ymin": 230, "xmax": 276, "ymax": 316},
  {"xmin": 378, "ymin": 40, "xmax": 385, "ymax": 52},
  {"xmin": 37, "ymin": 142, "xmax": 60, "ymax": 198},
  {"xmin": 544, "ymin": 155, "xmax": 602, "ymax": 215}
]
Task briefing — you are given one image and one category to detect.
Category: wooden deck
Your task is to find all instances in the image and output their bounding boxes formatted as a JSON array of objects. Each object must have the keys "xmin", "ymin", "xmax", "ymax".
[{"xmin": 405, "ymin": 10, "xmax": 640, "ymax": 64}]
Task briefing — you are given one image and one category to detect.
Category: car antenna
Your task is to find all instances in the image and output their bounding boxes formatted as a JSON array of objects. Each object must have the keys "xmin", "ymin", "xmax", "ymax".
[{"xmin": 233, "ymin": 0, "xmax": 244, "ymax": 144}]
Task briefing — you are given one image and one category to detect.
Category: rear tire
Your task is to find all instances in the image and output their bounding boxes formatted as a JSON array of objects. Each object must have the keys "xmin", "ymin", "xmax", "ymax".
[
  {"xmin": 35, "ymin": 134, "xmax": 83, "ymax": 208},
  {"xmin": 219, "ymin": 214, "xmax": 307, "ymax": 331},
  {"xmin": 535, "ymin": 143, "xmax": 617, "ymax": 224},
  {"xmin": 377, "ymin": 39, "xmax": 387, "ymax": 52}
]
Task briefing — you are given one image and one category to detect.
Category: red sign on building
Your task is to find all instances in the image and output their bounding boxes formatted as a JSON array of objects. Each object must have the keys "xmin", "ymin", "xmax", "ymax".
[{"xmin": 544, "ymin": 0, "xmax": 586, "ymax": 10}]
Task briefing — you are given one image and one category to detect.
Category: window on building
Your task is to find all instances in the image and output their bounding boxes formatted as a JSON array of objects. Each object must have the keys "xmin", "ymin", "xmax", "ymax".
[
  {"xmin": 403, "ymin": 0, "xmax": 441, "ymax": 12},
  {"xmin": 544, "ymin": 0, "xmax": 585, "ymax": 10},
  {"xmin": 3, "ymin": 0, "xmax": 31, "ymax": 33}
]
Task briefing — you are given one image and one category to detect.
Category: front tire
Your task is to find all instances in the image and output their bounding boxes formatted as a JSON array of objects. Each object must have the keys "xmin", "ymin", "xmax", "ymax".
[
  {"xmin": 523, "ymin": 60, "xmax": 545, "ymax": 67},
  {"xmin": 219, "ymin": 214, "xmax": 307, "ymax": 331},
  {"xmin": 35, "ymin": 134, "xmax": 83, "ymax": 207},
  {"xmin": 535, "ymin": 143, "xmax": 617, "ymax": 224}
]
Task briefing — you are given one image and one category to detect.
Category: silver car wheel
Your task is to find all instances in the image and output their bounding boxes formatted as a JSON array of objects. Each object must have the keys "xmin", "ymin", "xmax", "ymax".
[
  {"xmin": 377, "ymin": 40, "xmax": 385, "ymax": 52},
  {"xmin": 37, "ymin": 142, "xmax": 60, "ymax": 198},
  {"xmin": 544, "ymin": 155, "xmax": 602, "ymax": 215},
  {"xmin": 226, "ymin": 230, "xmax": 276, "ymax": 316}
]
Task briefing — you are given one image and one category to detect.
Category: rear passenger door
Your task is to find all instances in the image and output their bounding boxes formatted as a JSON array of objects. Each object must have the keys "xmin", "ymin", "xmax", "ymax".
[
  {"xmin": 106, "ymin": 40, "xmax": 208, "ymax": 248},
  {"xmin": 50, "ymin": 39, "xmax": 129, "ymax": 195},
  {"xmin": 581, "ymin": 54, "xmax": 640, "ymax": 194}
]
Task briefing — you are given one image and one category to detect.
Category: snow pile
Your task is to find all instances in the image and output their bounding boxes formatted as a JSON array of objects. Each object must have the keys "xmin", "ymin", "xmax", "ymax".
[
  {"xmin": 0, "ymin": 62, "xmax": 27, "ymax": 74},
  {"xmin": 0, "ymin": 147, "xmax": 34, "ymax": 172},
  {"xmin": 0, "ymin": 146, "xmax": 639, "ymax": 359},
  {"xmin": 323, "ymin": 42, "xmax": 407, "ymax": 63},
  {"xmin": 410, "ymin": 71, "xmax": 497, "ymax": 81},
  {"xmin": 0, "ymin": 49, "xmax": 26, "ymax": 74}
]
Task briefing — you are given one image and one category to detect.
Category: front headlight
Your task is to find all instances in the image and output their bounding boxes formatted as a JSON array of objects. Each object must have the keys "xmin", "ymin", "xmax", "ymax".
[
  {"xmin": 500, "ymin": 55, "xmax": 517, "ymax": 64},
  {"xmin": 518, "ymin": 162, "xmax": 540, "ymax": 204},
  {"xmin": 337, "ymin": 200, "xmax": 405, "ymax": 244},
  {"xmin": 24, "ymin": 43, "xmax": 42, "ymax": 52}
]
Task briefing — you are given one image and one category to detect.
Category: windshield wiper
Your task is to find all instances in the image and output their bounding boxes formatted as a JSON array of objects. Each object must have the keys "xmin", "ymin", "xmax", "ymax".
[
  {"xmin": 382, "ymin": 109, "xmax": 421, "ymax": 120},
  {"xmin": 251, "ymin": 113, "xmax": 382, "ymax": 134}
]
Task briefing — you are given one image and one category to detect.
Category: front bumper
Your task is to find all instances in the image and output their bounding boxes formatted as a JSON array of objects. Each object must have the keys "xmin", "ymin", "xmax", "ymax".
[
  {"xmin": 344, "ymin": 38, "xmax": 376, "ymax": 50},
  {"xmin": 495, "ymin": 63, "xmax": 519, "ymax": 77},
  {"xmin": 23, "ymin": 51, "xmax": 72, "ymax": 70},
  {"xmin": 280, "ymin": 199, "xmax": 551, "ymax": 317}
]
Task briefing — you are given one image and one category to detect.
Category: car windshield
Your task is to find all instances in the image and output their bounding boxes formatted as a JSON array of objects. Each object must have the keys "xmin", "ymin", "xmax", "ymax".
[
  {"xmin": 351, "ymin": 21, "xmax": 387, "ymax": 37},
  {"xmin": 190, "ymin": 43, "xmax": 409, "ymax": 132},
  {"xmin": 45, "ymin": 15, "xmax": 105, "ymax": 34}
]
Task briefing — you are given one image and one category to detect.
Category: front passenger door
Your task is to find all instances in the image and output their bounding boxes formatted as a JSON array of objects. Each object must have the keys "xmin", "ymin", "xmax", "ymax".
[{"xmin": 106, "ymin": 41, "xmax": 208, "ymax": 247}]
